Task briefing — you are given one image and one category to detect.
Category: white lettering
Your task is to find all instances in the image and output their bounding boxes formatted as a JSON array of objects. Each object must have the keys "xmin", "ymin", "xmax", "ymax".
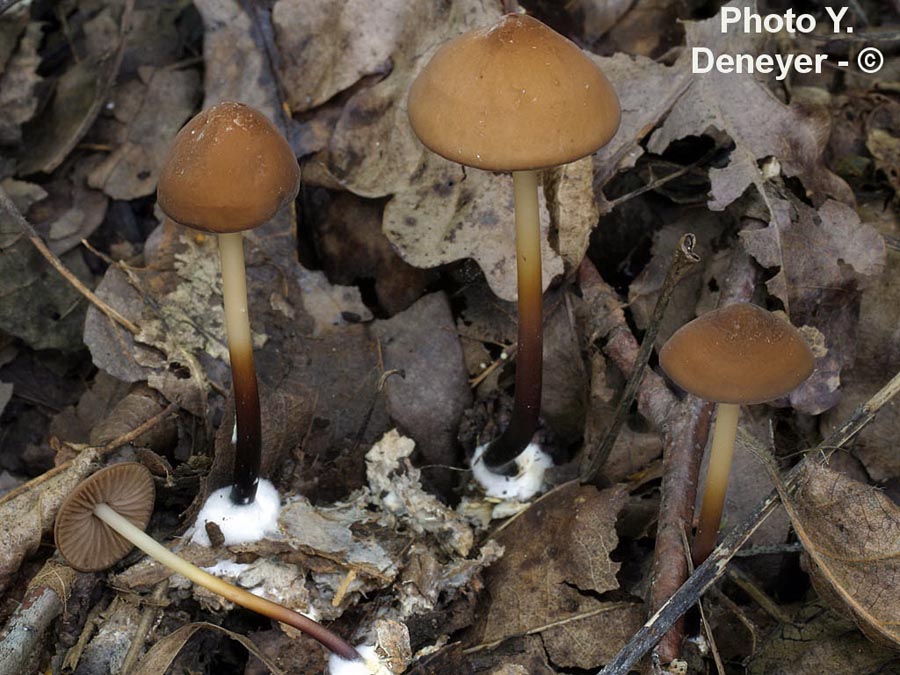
[
  {"xmin": 693, "ymin": 47, "xmax": 714, "ymax": 73},
  {"xmin": 721, "ymin": 7, "xmax": 741, "ymax": 31},
  {"xmin": 825, "ymin": 6, "xmax": 848, "ymax": 32}
]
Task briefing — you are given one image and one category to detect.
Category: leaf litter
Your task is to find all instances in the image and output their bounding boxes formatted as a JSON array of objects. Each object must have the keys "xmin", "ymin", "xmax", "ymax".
[{"xmin": 1, "ymin": 0, "xmax": 899, "ymax": 673}]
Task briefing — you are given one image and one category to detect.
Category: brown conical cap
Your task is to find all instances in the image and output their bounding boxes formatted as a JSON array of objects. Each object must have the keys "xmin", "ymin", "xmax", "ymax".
[
  {"xmin": 659, "ymin": 303, "xmax": 814, "ymax": 405},
  {"xmin": 54, "ymin": 463, "xmax": 155, "ymax": 572},
  {"xmin": 407, "ymin": 14, "xmax": 620, "ymax": 172},
  {"xmin": 157, "ymin": 101, "xmax": 300, "ymax": 233}
]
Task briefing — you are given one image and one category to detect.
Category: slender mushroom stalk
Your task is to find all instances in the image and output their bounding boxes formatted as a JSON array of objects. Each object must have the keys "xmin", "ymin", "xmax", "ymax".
[
  {"xmin": 659, "ymin": 303, "xmax": 814, "ymax": 565},
  {"xmin": 218, "ymin": 231, "xmax": 262, "ymax": 503},
  {"xmin": 158, "ymin": 101, "xmax": 299, "ymax": 506},
  {"xmin": 407, "ymin": 13, "xmax": 621, "ymax": 486},
  {"xmin": 481, "ymin": 169, "xmax": 543, "ymax": 472},
  {"xmin": 54, "ymin": 464, "xmax": 361, "ymax": 662}
]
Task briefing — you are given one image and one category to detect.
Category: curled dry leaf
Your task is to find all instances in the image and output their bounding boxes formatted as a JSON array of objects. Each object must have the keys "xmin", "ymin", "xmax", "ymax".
[
  {"xmin": 647, "ymin": 1, "xmax": 852, "ymax": 212},
  {"xmin": 273, "ymin": 0, "xmax": 405, "ymax": 113},
  {"xmin": 0, "ymin": 20, "xmax": 41, "ymax": 145},
  {"xmin": 87, "ymin": 67, "xmax": 200, "ymax": 200},
  {"xmin": 131, "ymin": 622, "xmax": 285, "ymax": 675},
  {"xmin": 780, "ymin": 462, "xmax": 900, "ymax": 649},
  {"xmin": 740, "ymin": 194, "xmax": 885, "ymax": 414},
  {"xmin": 470, "ymin": 482, "xmax": 643, "ymax": 669},
  {"xmin": 0, "ymin": 451, "xmax": 97, "ymax": 593}
]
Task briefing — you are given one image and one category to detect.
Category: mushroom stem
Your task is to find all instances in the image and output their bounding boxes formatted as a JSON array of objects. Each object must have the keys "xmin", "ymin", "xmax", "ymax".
[
  {"xmin": 93, "ymin": 502, "xmax": 360, "ymax": 661},
  {"xmin": 692, "ymin": 402, "xmax": 740, "ymax": 566},
  {"xmin": 218, "ymin": 232, "xmax": 262, "ymax": 506},
  {"xmin": 482, "ymin": 169, "xmax": 544, "ymax": 473}
]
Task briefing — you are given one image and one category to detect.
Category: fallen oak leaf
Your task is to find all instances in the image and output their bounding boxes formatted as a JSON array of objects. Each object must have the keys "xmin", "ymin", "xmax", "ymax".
[
  {"xmin": 771, "ymin": 459, "xmax": 900, "ymax": 648},
  {"xmin": 131, "ymin": 622, "xmax": 286, "ymax": 675},
  {"xmin": 646, "ymin": 0, "xmax": 853, "ymax": 212}
]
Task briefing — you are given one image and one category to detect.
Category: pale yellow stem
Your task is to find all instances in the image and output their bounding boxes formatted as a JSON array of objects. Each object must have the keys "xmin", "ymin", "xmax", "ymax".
[
  {"xmin": 92, "ymin": 504, "xmax": 360, "ymax": 660},
  {"xmin": 218, "ymin": 232, "xmax": 252, "ymax": 355},
  {"xmin": 692, "ymin": 402, "xmax": 740, "ymax": 565}
]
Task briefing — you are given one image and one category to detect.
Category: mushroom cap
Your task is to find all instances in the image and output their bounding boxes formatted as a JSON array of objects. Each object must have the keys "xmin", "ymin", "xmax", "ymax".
[
  {"xmin": 407, "ymin": 13, "xmax": 620, "ymax": 172},
  {"xmin": 157, "ymin": 101, "xmax": 300, "ymax": 233},
  {"xmin": 659, "ymin": 303, "xmax": 814, "ymax": 405},
  {"xmin": 54, "ymin": 463, "xmax": 155, "ymax": 572}
]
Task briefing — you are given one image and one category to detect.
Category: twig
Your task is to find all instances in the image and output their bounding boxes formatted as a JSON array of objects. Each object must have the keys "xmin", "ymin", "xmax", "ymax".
[
  {"xmin": 725, "ymin": 565, "xmax": 794, "ymax": 626},
  {"xmin": 120, "ymin": 579, "xmax": 169, "ymax": 675},
  {"xmin": 646, "ymin": 398, "xmax": 713, "ymax": 664},
  {"xmin": 0, "ymin": 403, "xmax": 177, "ymax": 508},
  {"xmin": 645, "ymin": 247, "xmax": 758, "ymax": 664},
  {"xmin": 0, "ymin": 562, "xmax": 77, "ymax": 675},
  {"xmin": 681, "ymin": 528, "xmax": 725, "ymax": 675},
  {"xmin": 599, "ymin": 367, "xmax": 900, "ymax": 675},
  {"xmin": 581, "ymin": 233, "xmax": 700, "ymax": 483},
  {"xmin": 0, "ymin": 188, "xmax": 139, "ymax": 335}
]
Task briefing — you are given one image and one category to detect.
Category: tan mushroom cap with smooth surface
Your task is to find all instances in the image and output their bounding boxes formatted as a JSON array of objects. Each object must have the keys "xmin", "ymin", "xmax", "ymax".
[
  {"xmin": 157, "ymin": 101, "xmax": 300, "ymax": 233},
  {"xmin": 54, "ymin": 463, "xmax": 155, "ymax": 572},
  {"xmin": 407, "ymin": 13, "xmax": 621, "ymax": 172},
  {"xmin": 659, "ymin": 303, "xmax": 814, "ymax": 405}
]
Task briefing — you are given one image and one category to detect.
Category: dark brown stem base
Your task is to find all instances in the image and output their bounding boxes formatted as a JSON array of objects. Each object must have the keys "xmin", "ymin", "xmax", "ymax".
[{"xmin": 482, "ymin": 170, "xmax": 544, "ymax": 474}]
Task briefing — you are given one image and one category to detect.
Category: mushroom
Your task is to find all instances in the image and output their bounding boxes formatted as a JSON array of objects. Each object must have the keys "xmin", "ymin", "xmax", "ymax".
[
  {"xmin": 407, "ymin": 14, "xmax": 620, "ymax": 495},
  {"xmin": 157, "ymin": 101, "xmax": 300, "ymax": 507},
  {"xmin": 658, "ymin": 302, "xmax": 814, "ymax": 564},
  {"xmin": 54, "ymin": 463, "xmax": 368, "ymax": 665}
]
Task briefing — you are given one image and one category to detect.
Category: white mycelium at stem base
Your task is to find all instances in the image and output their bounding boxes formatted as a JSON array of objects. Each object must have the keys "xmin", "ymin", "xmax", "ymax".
[
  {"xmin": 471, "ymin": 442, "xmax": 552, "ymax": 501},
  {"xmin": 188, "ymin": 478, "xmax": 281, "ymax": 546}
]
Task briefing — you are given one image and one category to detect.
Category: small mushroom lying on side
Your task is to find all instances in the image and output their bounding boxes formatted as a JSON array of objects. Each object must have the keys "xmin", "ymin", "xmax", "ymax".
[
  {"xmin": 54, "ymin": 463, "xmax": 393, "ymax": 671},
  {"xmin": 659, "ymin": 302, "xmax": 814, "ymax": 565}
]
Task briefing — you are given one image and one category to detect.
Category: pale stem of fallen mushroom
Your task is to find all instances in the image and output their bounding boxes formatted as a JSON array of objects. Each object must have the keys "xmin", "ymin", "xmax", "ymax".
[
  {"xmin": 691, "ymin": 402, "xmax": 740, "ymax": 566},
  {"xmin": 218, "ymin": 232, "xmax": 262, "ymax": 506},
  {"xmin": 92, "ymin": 502, "xmax": 360, "ymax": 661},
  {"xmin": 480, "ymin": 169, "xmax": 544, "ymax": 474}
]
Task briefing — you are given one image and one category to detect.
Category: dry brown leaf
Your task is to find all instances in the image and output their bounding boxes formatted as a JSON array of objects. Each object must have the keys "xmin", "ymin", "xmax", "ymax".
[
  {"xmin": 0, "ymin": 451, "xmax": 98, "ymax": 593},
  {"xmin": 470, "ymin": 482, "xmax": 643, "ymax": 666},
  {"xmin": 132, "ymin": 622, "xmax": 285, "ymax": 675},
  {"xmin": 824, "ymin": 228, "xmax": 900, "ymax": 481},
  {"xmin": 780, "ymin": 462, "xmax": 900, "ymax": 649},
  {"xmin": 371, "ymin": 293, "xmax": 472, "ymax": 494},
  {"xmin": 647, "ymin": 2, "xmax": 852, "ymax": 212},
  {"xmin": 747, "ymin": 602, "xmax": 900, "ymax": 675},
  {"xmin": 0, "ymin": 21, "xmax": 41, "ymax": 145},
  {"xmin": 740, "ymin": 194, "xmax": 884, "ymax": 414},
  {"xmin": 87, "ymin": 66, "xmax": 200, "ymax": 200},
  {"xmin": 18, "ymin": 4, "xmax": 127, "ymax": 175},
  {"xmin": 273, "ymin": 0, "xmax": 404, "ymax": 113}
]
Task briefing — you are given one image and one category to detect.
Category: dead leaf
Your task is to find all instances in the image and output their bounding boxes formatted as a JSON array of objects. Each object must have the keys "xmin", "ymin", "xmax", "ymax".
[
  {"xmin": 18, "ymin": 3, "xmax": 127, "ymax": 175},
  {"xmin": 781, "ymin": 462, "xmax": 900, "ymax": 649},
  {"xmin": 647, "ymin": 1, "xmax": 852, "ymax": 212},
  {"xmin": 87, "ymin": 66, "xmax": 200, "ymax": 200},
  {"xmin": 469, "ymin": 482, "xmax": 643, "ymax": 666},
  {"xmin": 132, "ymin": 622, "xmax": 285, "ymax": 675},
  {"xmin": 273, "ymin": 0, "xmax": 403, "ymax": 112},
  {"xmin": 0, "ymin": 21, "xmax": 41, "ymax": 145},
  {"xmin": 867, "ymin": 128, "xmax": 900, "ymax": 199},
  {"xmin": 0, "ymin": 203, "xmax": 95, "ymax": 351},
  {"xmin": 371, "ymin": 293, "xmax": 472, "ymax": 494},
  {"xmin": 739, "ymin": 194, "xmax": 884, "ymax": 414},
  {"xmin": 747, "ymin": 602, "xmax": 900, "ymax": 675},
  {"xmin": 0, "ymin": 450, "xmax": 98, "ymax": 593}
]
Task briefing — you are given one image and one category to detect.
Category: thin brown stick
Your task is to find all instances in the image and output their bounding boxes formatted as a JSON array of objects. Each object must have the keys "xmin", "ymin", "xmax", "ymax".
[
  {"xmin": 0, "ymin": 188, "xmax": 139, "ymax": 335},
  {"xmin": 0, "ymin": 403, "xmax": 177, "ymax": 508},
  {"xmin": 581, "ymin": 233, "xmax": 700, "ymax": 483},
  {"xmin": 599, "ymin": 366, "xmax": 900, "ymax": 675},
  {"xmin": 119, "ymin": 579, "xmax": 169, "ymax": 674},
  {"xmin": 647, "ymin": 398, "xmax": 713, "ymax": 663}
]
